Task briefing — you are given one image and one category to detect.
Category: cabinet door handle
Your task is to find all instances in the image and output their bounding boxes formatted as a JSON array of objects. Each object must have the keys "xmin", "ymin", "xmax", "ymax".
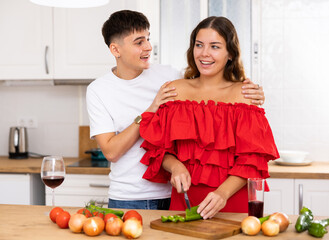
[
  {"xmin": 44, "ymin": 46, "xmax": 49, "ymax": 74},
  {"xmin": 89, "ymin": 183, "xmax": 109, "ymax": 188},
  {"xmin": 299, "ymin": 184, "xmax": 303, "ymax": 213}
]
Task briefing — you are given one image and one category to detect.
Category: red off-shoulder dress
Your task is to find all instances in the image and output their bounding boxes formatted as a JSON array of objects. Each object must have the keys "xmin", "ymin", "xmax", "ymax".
[{"xmin": 139, "ymin": 100, "xmax": 279, "ymax": 213}]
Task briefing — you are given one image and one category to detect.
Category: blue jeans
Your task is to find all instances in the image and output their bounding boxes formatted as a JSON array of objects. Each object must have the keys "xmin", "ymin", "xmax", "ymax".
[{"xmin": 108, "ymin": 198, "xmax": 170, "ymax": 210}]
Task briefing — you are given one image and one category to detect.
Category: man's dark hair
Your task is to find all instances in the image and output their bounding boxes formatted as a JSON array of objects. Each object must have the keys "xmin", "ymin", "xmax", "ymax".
[{"xmin": 102, "ymin": 10, "xmax": 150, "ymax": 46}]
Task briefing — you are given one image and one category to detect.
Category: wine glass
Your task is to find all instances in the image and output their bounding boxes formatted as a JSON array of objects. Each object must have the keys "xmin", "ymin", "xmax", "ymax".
[{"xmin": 41, "ymin": 156, "xmax": 65, "ymax": 206}]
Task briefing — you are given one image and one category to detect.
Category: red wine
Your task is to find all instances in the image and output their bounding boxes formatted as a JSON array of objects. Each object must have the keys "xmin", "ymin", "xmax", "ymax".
[
  {"xmin": 42, "ymin": 176, "xmax": 64, "ymax": 188},
  {"xmin": 248, "ymin": 200, "xmax": 264, "ymax": 218}
]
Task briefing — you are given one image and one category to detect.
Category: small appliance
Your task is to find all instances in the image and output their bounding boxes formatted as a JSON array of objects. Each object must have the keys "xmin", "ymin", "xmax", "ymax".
[{"xmin": 9, "ymin": 126, "xmax": 28, "ymax": 159}]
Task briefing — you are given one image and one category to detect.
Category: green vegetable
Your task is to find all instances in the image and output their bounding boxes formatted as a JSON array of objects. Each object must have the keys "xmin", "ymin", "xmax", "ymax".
[
  {"xmin": 86, "ymin": 201, "xmax": 124, "ymax": 218},
  {"xmin": 177, "ymin": 215, "xmax": 186, "ymax": 222},
  {"xmin": 168, "ymin": 215, "xmax": 178, "ymax": 223},
  {"xmin": 161, "ymin": 215, "xmax": 185, "ymax": 223},
  {"xmin": 185, "ymin": 206, "xmax": 202, "ymax": 221},
  {"xmin": 160, "ymin": 206, "xmax": 201, "ymax": 223},
  {"xmin": 295, "ymin": 207, "xmax": 314, "ymax": 232},
  {"xmin": 161, "ymin": 215, "xmax": 169, "ymax": 222},
  {"xmin": 259, "ymin": 215, "xmax": 270, "ymax": 224},
  {"xmin": 308, "ymin": 220, "xmax": 329, "ymax": 238}
]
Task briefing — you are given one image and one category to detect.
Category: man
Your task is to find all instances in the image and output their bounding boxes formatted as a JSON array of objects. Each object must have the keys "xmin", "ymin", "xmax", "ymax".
[{"xmin": 86, "ymin": 10, "xmax": 264, "ymax": 210}]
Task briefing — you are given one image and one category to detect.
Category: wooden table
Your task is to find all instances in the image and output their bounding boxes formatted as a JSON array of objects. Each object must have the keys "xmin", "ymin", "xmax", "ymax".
[{"xmin": 0, "ymin": 204, "xmax": 328, "ymax": 240}]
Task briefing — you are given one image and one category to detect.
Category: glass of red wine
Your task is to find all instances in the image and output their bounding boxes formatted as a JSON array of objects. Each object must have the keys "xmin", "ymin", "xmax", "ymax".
[
  {"xmin": 248, "ymin": 178, "xmax": 265, "ymax": 218},
  {"xmin": 41, "ymin": 156, "xmax": 65, "ymax": 206}
]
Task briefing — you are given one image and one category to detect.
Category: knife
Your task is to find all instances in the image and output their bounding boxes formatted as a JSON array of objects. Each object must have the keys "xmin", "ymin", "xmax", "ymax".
[{"xmin": 181, "ymin": 183, "xmax": 191, "ymax": 210}]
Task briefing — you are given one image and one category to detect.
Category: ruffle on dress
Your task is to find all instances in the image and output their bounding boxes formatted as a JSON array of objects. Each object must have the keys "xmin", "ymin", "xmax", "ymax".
[{"xmin": 140, "ymin": 100, "xmax": 279, "ymax": 188}]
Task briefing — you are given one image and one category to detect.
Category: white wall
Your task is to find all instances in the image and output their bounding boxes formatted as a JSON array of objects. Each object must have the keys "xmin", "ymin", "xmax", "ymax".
[
  {"xmin": 0, "ymin": 85, "xmax": 89, "ymax": 157},
  {"xmin": 261, "ymin": 0, "xmax": 329, "ymax": 161}
]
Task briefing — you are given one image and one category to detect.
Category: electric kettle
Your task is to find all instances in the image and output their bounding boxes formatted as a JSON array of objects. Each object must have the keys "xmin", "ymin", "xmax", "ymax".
[{"xmin": 9, "ymin": 126, "xmax": 28, "ymax": 159}]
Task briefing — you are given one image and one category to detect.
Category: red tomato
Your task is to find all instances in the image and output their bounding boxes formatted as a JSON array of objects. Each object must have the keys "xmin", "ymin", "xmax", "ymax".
[
  {"xmin": 77, "ymin": 208, "xmax": 92, "ymax": 218},
  {"xmin": 104, "ymin": 213, "xmax": 118, "ymax": 226},
  {"xmin": 49, "ymin": 207, "xmax": 64, "ymax": 223},
  {"xmin": 93, "ymin": 211, "xmax": 104, "ymax": 219},
  {"xmin": 123, "ymin": 210, "xmax": 143, "ymax": 225},
  {"xmin": 56, "ymin": 211, "xmax": 71, "ymax": 229}
]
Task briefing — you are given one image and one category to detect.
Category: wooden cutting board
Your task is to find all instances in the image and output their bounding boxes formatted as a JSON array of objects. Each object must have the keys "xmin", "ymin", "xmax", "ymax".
[{"xmin": 150, "ymin": 216, "xmax": 241, "ymax": 239}]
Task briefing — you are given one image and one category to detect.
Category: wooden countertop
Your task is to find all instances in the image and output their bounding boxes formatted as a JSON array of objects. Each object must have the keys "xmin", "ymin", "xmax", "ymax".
[
  {"xmin": 0, "ymin": 156, "xmax": 111, "ymax": 175},
  {"xmin": 268, "ymin": 161, "xmax": 329, "ymax": 179},
  {"xmin": 1, "ymin": 204, "xmax": 328, "ymax": 240},
  {"xmin": 1, "ymin": 156, "xmax": 329, "ymax": 179}
]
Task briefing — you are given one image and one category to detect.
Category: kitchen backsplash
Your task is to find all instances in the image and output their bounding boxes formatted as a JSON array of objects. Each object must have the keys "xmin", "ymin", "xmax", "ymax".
[{"xmin": 0, "ymin": 85, "xmax": 89, "ymax": 157}]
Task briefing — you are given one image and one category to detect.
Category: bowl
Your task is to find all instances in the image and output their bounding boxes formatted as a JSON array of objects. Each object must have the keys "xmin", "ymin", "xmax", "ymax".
[{"xmin": 279, "ymin": 150, "xmax": 309, "ymax": 163}]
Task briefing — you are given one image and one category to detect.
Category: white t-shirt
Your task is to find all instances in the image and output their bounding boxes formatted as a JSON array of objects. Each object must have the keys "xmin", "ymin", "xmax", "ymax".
[{"xmin": 86, "ymin": 64, "xmax": 181, "ymax": 200}]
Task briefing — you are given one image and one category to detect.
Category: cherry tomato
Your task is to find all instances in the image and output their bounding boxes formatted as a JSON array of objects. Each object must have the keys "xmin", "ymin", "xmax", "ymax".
[
  {"xmin": 77, "ymin": 208, "xmax": 92, "ymax": 218},
  {"xmin": 49, "ymin": 207, "xmax": 64, "ymax": 223},
  {"xmin": 123, "ymin": 210, "xmax": 143, "ymax": 225},
  {"xmin": 56, "ymin": 211, "xmax": 71, "ymax": 229},
  {"xmin": 104, "ymin": 213, "xmax": 118, "ymax": 226},
  {"xmin": 93, "ymin": 211, "xmax": 104, "ymax": 219}
]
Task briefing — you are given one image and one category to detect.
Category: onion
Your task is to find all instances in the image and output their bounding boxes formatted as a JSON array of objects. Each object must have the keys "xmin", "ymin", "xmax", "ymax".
[
  {"xmin": 83, "ymin": 217, "xmax": 105, "ymax": 236},
  {"xmin": 262, "ymin": 219, "xmax": 280, "ymax": 236},
  {"xmin": 69, "ymin": 213, "xmax": 87, "ymax": 233},
  {"xmin": 122, "ymin": 218, "xmax": 143, "ymax": 239},
  {"xmin": 241, "ymin": 216, "xmax": 261, "ymax": 236},
  {"xmin": 105, "ymin": 217, "xmax": 123, "ymax": 236},
  {"xmin": 269, "ymin": 212, "xmax": 290, "ymax": 232}
]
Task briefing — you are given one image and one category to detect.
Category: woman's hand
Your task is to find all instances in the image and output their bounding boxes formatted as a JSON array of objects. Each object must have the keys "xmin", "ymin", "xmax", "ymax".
[
  {"xmin": 197, "ymin": 190, "xmax": 228, "ymax": 220},
  {"xmin": 170, "ymin": 161, "xmax": 191, "ymax": 193},
  {"xmin": 145, "ymin": 81, "xmax": 177, "ymax": 113},
  {"xmin": 162, "ymin": 154, "xmax": 191, "ymax": 193},
  {"xmin": 242, "ymin": 78, "xmax": 265, "ymax": 106}
]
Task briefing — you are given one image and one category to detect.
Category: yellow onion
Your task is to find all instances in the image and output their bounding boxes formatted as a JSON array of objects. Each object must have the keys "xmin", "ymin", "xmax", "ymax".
[
  {"xmin": 269, "ymin": 212, "xmax": 290, "ymax": 232},
  {"xmin": 262, "ymin": 219, "xmax": 280, "ymax": 236},
  {"xmin": 122, "ymin": 218, "xmax": 143, "ymax": 239},
  {"xmin": 83, "ymin": 217, "xmax": 105, "ymax": 236},
  {"xmin": 241, "ymin": 216, "xmax": 261, "ymax": 236},
  {"xmin": 69, "ymin": 213, "xmax": 87, "ymax": 233},
  {"xmin": 105, "ymin": 217, "xmax": 123, "ymax": 236}
]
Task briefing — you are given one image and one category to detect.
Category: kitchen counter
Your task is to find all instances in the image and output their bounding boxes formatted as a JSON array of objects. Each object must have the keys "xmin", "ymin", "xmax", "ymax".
[
  {"xmin": 1, "ymin": 156, "xmax": 329, "ymax": 178},
  {"xmin": 0, "ymin": 156, "xmax": 110, "ymax": 175},
  {"xmin": 1, "ymin": 204, "xmax": 328, "ymax": 240},
  {"xmin": 268, "ymin": 161, "xmax": 329, "ymax": 179}
]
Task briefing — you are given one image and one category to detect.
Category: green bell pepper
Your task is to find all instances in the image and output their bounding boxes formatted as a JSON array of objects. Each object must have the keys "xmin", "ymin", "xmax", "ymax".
[
  {"xmin": 308, "ymin": 219, "xmax": 329, "ymax": 238},
  {"xmin": 185, "ymin": 206, "xmax": 202, "ymax": 221},
  {"xmin": 295, "ymin": 207, "xmax": 314, "ymax": 232}
]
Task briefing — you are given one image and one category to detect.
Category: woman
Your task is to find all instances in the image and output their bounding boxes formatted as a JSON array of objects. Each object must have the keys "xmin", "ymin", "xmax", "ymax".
[{"xmin": 139, "ymin": 17, "xmax": 279, "ymax": 219}]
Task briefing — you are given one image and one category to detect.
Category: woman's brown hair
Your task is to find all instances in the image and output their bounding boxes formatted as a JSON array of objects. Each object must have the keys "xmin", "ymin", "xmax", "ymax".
[{"xmin": 184, "ymin": 16, "xmax": 245, "ymax": 82}]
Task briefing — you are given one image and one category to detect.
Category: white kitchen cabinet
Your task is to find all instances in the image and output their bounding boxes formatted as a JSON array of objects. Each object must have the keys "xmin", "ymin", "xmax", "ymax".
[
  {"xmin": 265, "ymin": 178, "xmax": 329, "ymax": 216},
  {"xmin": 0, "ymin": 173, "xmax": 45, "ymax": 205},
  {"xmin": 264, "ymin": 178, "xmax": 295, "ymax": 215},
  {"xmin": 295, "ymin": 179, "xmax": 329, "ymax": 217},
  {"xmin": 0, "ymin": 0, "xmax": 53, "ymax": 80},
  {"xmin": 45, "ymin": 174, "xmax": 109, "ymax": 207},
  {"xmin": 0, "ymin": 0, "xmax": 159, "ymax": 81}
]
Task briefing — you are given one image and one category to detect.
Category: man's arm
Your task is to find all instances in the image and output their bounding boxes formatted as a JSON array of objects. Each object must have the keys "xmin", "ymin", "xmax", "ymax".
[
  {"xmin": 95, "ymin": 123, "xmax": 140, "ymax": 163},
  {"xmin": 95, "ymin": 81, "xmax": 177, "ymax": 163}
]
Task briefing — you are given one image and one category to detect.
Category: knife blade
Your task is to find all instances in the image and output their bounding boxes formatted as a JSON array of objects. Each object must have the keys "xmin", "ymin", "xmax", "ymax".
[{"xmin": 181, "ymin": 183, "xmax": 191, "ymax": 210}]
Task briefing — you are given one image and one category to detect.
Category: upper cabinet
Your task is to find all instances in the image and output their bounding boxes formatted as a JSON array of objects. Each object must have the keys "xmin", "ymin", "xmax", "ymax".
[
  {"xmin": 0, "ymin": 1, "xmax": 53, "ymax": 80},
  {"xmin": 0, "ymin": 0, "xmax": 159, "ymax": 81}
]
